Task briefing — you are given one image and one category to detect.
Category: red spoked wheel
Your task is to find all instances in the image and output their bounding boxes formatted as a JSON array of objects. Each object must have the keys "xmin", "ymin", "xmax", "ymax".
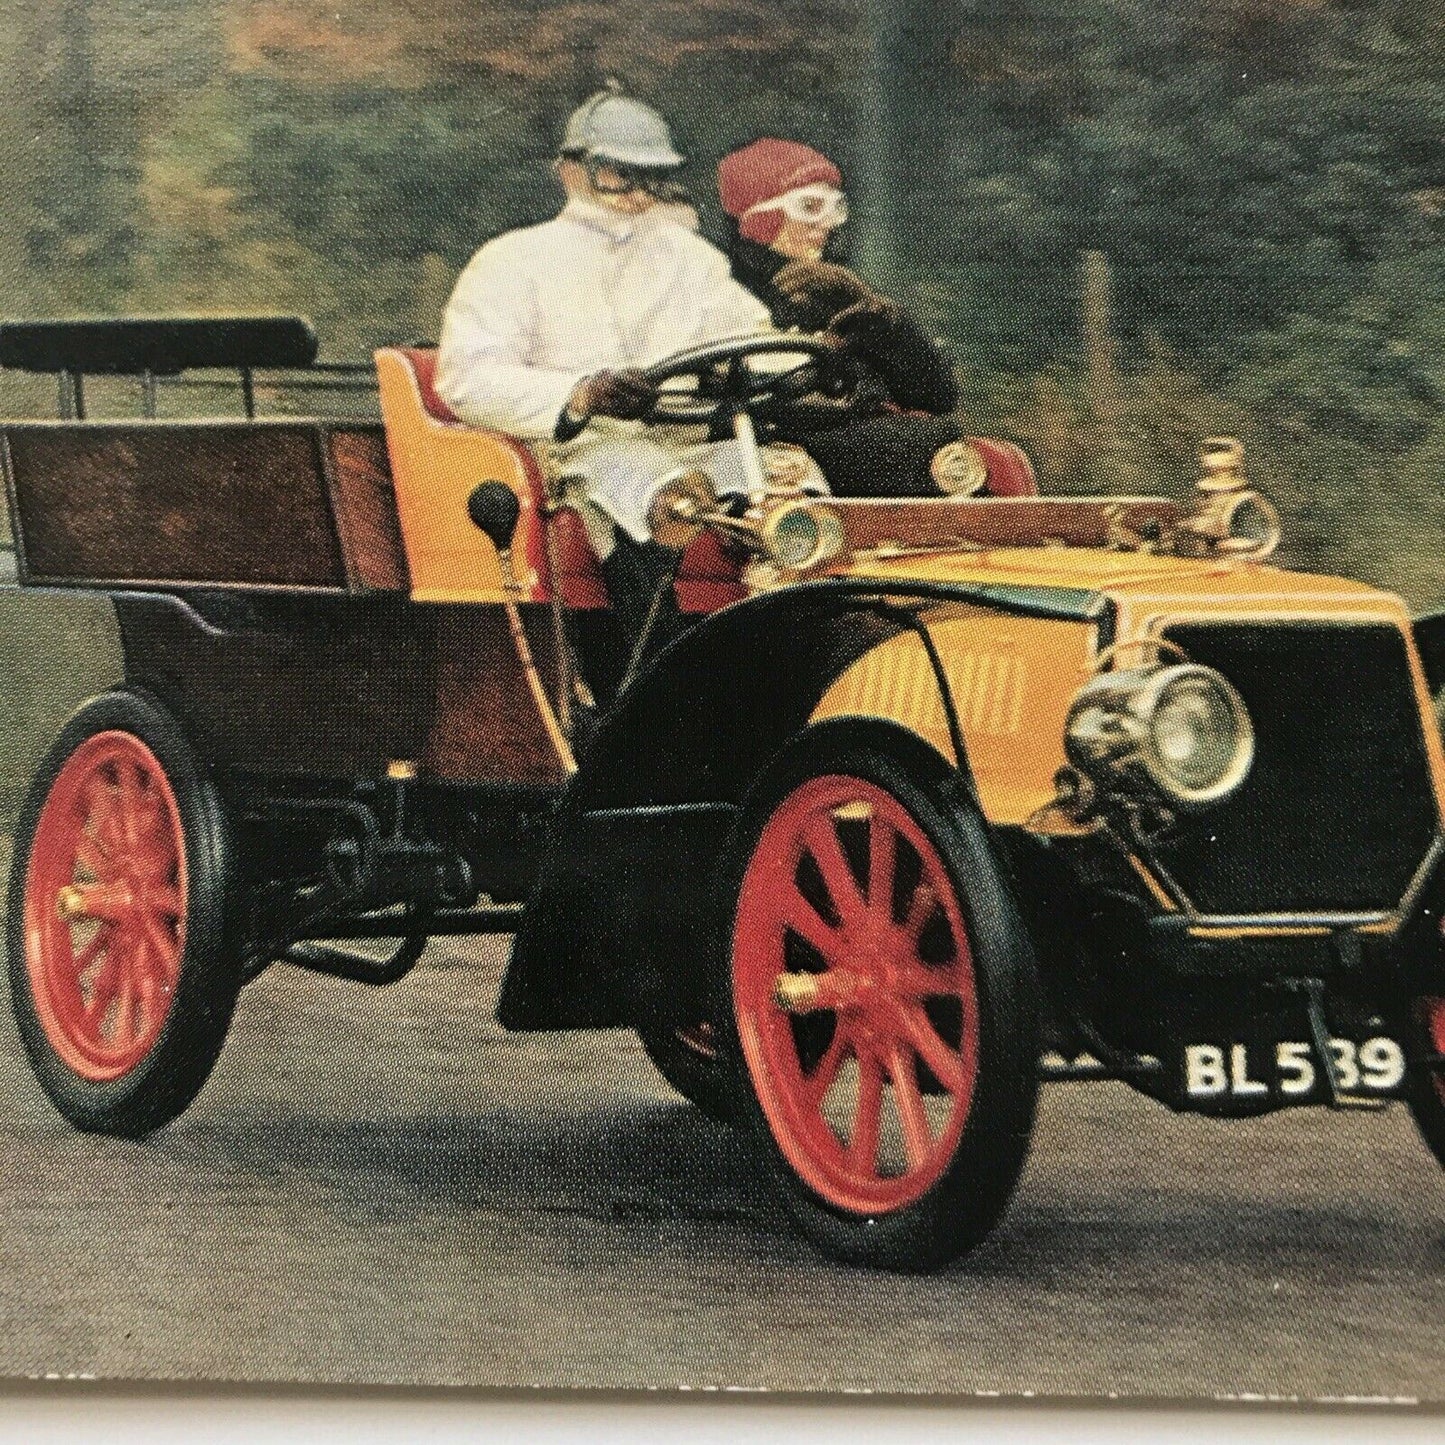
[
  {"xmin": 733, "ymin": 776, "xmax": 979, "ymax": 1213},
  {"xmin": 7, "ymin": 690, "xmax": 239, "ymax": 1137},
  {"xmin": 721, "ymin": 722, "xmax": 1039, "ymax": 1272},
  {"xmin": 24, "ymin": 731, "xmax": 186, "ymax": 1082},
  {"xmin": 1407, "ymin": 989, "xmax": 1445, "ymax": 1171},
  {"xmin": 1424, "ymin": 997, "xmax": 1445, "ymax": 1107}
]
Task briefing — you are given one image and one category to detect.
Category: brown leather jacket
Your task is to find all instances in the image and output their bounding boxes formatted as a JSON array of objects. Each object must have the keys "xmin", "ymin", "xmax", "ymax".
[{"xmin": 726, "ymin": 234, "xmax": 959, "ymax": 418}]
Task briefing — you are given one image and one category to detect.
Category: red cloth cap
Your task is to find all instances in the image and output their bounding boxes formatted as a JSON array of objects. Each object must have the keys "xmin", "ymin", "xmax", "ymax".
[{"xmin": 717, "ymin": 138, "xmax": 843, "ymax": 246}]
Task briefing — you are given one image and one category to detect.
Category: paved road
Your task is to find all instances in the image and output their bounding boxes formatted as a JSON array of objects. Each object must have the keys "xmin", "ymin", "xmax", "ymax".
[{"xmin": 0, "ymin": 932, "xmax": 1442, "ymax": 1402}]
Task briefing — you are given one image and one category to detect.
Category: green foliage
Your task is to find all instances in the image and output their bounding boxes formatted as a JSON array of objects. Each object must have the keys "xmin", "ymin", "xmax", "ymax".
[{"xmin": 0, "ymin": 0, "xmax": 1440, "ymax": 600}]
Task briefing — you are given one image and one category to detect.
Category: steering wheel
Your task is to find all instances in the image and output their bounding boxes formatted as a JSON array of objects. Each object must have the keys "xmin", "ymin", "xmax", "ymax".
[{"xmin": 640, "ymin": 333, "xmax": 872, "ymax": 428}]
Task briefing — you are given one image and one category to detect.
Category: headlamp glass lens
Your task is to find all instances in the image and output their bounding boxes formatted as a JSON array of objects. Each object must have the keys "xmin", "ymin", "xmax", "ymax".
[
  {"xmin": 765, "ymin": 504, "xmax": 844, "ymax": 570},
  {"xmin": 769, "ymin": 508, "xmax": 822, "ymax": 569},
  {"xmin": 1150, "ymin": 673, "xmax": 1245, "ymax": 795}
]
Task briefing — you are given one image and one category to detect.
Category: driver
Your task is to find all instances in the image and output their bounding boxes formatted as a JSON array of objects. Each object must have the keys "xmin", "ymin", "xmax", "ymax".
[{"xmin": 435, "ymin": 88, "xmax": 773, "ymax": 638}]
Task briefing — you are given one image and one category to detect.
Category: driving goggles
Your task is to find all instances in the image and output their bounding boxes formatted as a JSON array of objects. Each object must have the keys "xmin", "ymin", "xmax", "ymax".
[
  {"xmin": 583, "ymin": 157, "xmax": 690, "ymax": 203},
  {"xmin": 744, "ymin": 183, "xmax": 849, "ymax": 228}
]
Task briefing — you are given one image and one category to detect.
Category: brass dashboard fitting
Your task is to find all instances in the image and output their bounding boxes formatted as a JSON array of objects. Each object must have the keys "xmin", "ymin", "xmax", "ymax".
[
  {"xmin": 761, "ymin": 442, "xmax": 826, "ymax": 495},
  {"xmin": 929, "ymin": 440, "xmax": 990, "ymax": 497},
  {"xmin": 659, "ymin": 482, "xmax": 844, "ymax": 577},
  {"xmin": 650, "ymin": 470, "xmax": 719, "ymax": 550}
]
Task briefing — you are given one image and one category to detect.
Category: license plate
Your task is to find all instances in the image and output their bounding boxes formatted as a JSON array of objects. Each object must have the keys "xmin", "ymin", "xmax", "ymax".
[{"xmin": 1183, "ymin": 1036, "xmax": 1406, "ymax": 1101}]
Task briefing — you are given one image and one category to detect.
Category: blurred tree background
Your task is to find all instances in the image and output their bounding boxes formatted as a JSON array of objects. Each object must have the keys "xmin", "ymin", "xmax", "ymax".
[{"xmin": 0, "ymin": 0, "xmax": 1441, "ymax": 602}]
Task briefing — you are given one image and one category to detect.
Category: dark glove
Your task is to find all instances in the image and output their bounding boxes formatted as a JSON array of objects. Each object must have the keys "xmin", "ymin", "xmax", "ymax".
[
  {"xmin": 772, "ymin": 259, "xmax": 874, "ymax": 330},
  {"xmin": 572, "ymin": 367, "xmax": 658, "ymax": 420},
  {"xmin": 825, "ymin": 296, "xmax": 905, "ymax": 353}
]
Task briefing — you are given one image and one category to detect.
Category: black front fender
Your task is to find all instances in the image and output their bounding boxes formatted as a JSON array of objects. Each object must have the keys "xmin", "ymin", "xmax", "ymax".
[
  {"xmin": 1417, "ymin": 609, "xmax": 1445, "ymax": 696},
  {"xmin": 499, "ymin": 578, "xmax": 1105, "ymax": 1031},
  {"xmin": 499, "ymin": 588, "xmax": 903, "ymax": 1030}
]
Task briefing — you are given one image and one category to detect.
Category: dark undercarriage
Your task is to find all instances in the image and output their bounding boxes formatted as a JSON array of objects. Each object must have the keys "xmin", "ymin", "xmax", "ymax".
[{"xmin": 174, "ymin": 595, "xmax": 1445, "ymax": 1123}]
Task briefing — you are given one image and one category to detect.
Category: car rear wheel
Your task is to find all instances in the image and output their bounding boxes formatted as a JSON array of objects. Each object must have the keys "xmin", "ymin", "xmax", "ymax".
[
  {"xmin": 636, "ymin": 1018, "xmax": 736, "ymax": 1123},
  {"xmin": 719, "ymin": 722, "xmax": 1040, "ymax": 1272},
  {"xmin": 7, "ymin": 689, "xmax": 239, "ymax": 1137}
]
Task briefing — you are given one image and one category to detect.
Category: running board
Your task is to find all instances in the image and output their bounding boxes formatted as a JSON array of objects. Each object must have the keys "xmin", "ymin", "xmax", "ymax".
[
  {"xmin": 1038, "ymin": 1051, "xmax": 1162, "ymax": 1083},
  {"xmin": 249, "ymin": 905, "xmax": 524, "ymax": 986},
  {"xmin": 280, "ymin": 935, "xmax": 426, "ymax": 986},
  {"xmin": 293, "ymin": 904, "xmax": 524, "ymax": 939}
]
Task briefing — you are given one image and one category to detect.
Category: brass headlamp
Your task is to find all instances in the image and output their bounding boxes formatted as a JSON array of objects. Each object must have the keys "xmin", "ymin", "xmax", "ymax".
[
  {"xmin": 1173, "ymin": 438, "xmax": 1281, "ymax": 560},
  {"xmin": 759, "ymin": 500, "xmax": 846, "ymax": 571},
  {"xmin": 1063, "ymin": 661, "xmax": 1255, "ymax": 815}
]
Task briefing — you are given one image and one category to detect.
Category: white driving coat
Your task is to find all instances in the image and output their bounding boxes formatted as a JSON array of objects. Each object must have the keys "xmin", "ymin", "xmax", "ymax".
[{"xmin": 436, "ymin": 199, "xmax": 771, "ymax": 541}]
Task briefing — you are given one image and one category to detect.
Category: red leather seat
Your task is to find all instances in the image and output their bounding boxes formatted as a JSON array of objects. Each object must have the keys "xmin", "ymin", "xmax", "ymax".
[
  {"xmin": 673, "ymin": 529, "xmax": 748, "ymax": 612},
  {"xmin": 549, "ymin": 508, "xmax": 612, "ymax": 611},
  {"xmin": 400, "ymin": 346, "xmax": 461, "ymax": 425}
]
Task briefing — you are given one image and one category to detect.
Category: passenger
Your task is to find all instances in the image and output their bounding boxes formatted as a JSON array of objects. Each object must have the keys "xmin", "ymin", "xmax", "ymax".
[
  {"xmin": 717, "ymin": 138, "xmax": 970, "ymax": 497},
  {"xmin": 436, "ymin": 88, "xmax": 772, "ymax": 644}
]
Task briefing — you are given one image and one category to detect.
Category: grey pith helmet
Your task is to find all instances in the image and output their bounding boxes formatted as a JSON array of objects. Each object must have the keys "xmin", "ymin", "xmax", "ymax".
[{"xmin": 560, "ymin": 88, "xmax": 685, "ymax": 169}]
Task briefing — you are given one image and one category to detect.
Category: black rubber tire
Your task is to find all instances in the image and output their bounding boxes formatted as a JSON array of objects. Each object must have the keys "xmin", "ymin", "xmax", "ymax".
[
  {"xmin": 636, "ymin": 1018, "xmax": 736, "ymax": 1124},
  {"xmin": 7, "ymin": 689, "xmax": 240, "ymax": 1137},
  {"xmin": 713, "ymin": 718, "xmax": 1041, "ymax": 1273}
]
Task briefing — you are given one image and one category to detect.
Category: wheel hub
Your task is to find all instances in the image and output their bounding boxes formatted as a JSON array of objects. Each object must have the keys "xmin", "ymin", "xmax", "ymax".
[{"xmin": 57, "ymin": 880, "xmax": 138, "ymax": 922}]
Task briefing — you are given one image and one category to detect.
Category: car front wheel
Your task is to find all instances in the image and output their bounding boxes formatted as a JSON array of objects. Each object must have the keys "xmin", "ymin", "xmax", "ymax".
[{"xmin": 718, "ymin": 721, "xmax": 1040, "ymax": 1272}]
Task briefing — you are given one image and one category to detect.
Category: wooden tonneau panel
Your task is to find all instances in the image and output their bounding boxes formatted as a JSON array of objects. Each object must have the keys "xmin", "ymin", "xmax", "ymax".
[
  {"xmin": 831, "ymin": 495, "xmax": 1180, "ymax": 555},
  {"xmin": 113, "ymin": 592, "xmax": 569, "ymax": 785},
  {"xmin": 3, "ymin": 419, "xmax": 406, "ymax": 593}
]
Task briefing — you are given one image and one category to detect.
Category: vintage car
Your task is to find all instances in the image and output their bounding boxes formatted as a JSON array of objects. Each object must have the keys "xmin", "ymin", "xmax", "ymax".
[{"xmin": 1, "ymin": 314, "xmax": 1442, "ymax": 1273}]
